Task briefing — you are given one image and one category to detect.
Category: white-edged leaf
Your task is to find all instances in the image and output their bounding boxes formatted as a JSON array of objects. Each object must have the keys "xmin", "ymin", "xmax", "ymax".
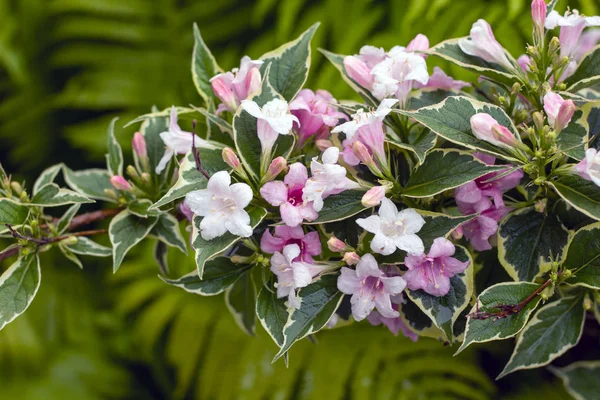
[
  {"xmin": 548, "ymin": 174, "xmax": 600, "ymax": 221},
  {"xmin": 550, "ymin": 360, "xmax": 600, "ymax": 400},
  {"xmin": 564, "ymin": 44, "xmax": 600, "ymax": 92},
  {"xmin": 192, "ymin": 23, "xmax": 222, "ymax": 104},
  {"xmin": 62, "ymin": 166, "xmax": 116, "ymax": 203},
  {"xmin": 257, "ymin": 286, "xmax": 289, "ymax": 348},
  {"xmin": 0, "ymin": 255, "xmax": 41, "ymax": 331},
  {"xmin": 149, "ymin": 213, "xmax": 187, "ymax": 254},
  {"xmin": 29, "ymin": 183, "xmax": 94, "ymax": 207},
  {"xmin": 308, "ymin": 190, "xmax": 367, "ymax": 224},
  {"xmin": 106, "ymin": 117, "xmax": 123, "ymax": 176},
  {"xmin": 59, "ymin": 244, "xmax": 83, "ymax": 269},
  {"xmin": 65, "ymin": 236, "xmax": 112, "ymax": 257},
  {"xmin": 563, "ymin": 222, "xmax": 600, "ymax": 289},
  {"xmin": 0, "ymin": 198, "xmax": 30, "ymax": 226},
  {"xmin": 225, "ymin": 269, "xmax": 256, "ymax": 335},
  {"xmin": 57, "ymin": 204, "xmax": 81, "ymax": 234},
  {"xmin": 33, "ymin": 164, "xmax": 63, "ymax": 195},
  {"xmin": 109, "ymin": 210, "xmax": 158, "ymax": 272}
]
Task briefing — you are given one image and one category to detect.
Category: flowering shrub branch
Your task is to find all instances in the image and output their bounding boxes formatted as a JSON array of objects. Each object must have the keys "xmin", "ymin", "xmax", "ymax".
[{"xmin": 1, "ymin": 0, "xmax": 600, "ymax": 390}]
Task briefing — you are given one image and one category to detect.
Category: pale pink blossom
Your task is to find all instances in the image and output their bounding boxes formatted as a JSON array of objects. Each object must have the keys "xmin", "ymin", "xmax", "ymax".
[
  {"xmin": 241, "ymin": 98, "xmax": 299, "ymax": 154},
  {"xmin": 260, "ymin": 163, "xmax": 318, "ymax": 227},
  {"xmin": 575, "ymin": 148, "xmax": 600, "ymax": 186},
  {"xmin": 517, "ymin": 55, "xmax": 531, "ymax": 72},
  {"xmin": 531, "ymin": 0, "xmax": 547, "ymax": 33},
  {"xmin": 459, "ymin": 196, "xmax": 509, "ymax": 251},
  {"xmin": 132, "ymin": 132, "xmax": 147, "ymax": 159},
  {"xmin": 546, "ymin": 10, "xmax": 600, "ymax": 58},
  {"xmin": 343, "ymin": 46, "xmax": 387, "ymax": 89},
  {"xmin": 110, "ymin": 176, "xmax": 131, "ymax": 191},
  {"xmin": 210, "ymin": 56, "xmax": 263, "ymax": 113},
  {"xmin": 459, "ymin": 19, "xmax": 513, "ymax": 70},
  {"xmin": 543, "ymin": 92, "xmax": 576, "ymax": 132},
  {"xmin": 415, "ymin": 67, "xmax": 470, "ymax": 91},
  {"xmin": 367, "ymin": 303, "xmax": 418, "ymax": 341},
  {"xmin": 470, "ymin": 113, "xmax": 517, "ymax": 148},
  {"xmin": 327, "ymin": 236, "xmax": 348, "ymax": 253},
  {"xmin": 179, "ymin": 200, "xmax": 194, "ymax": 222},
  {"xmin": 261, "ymin": 226, "xmax": 321, "ymax": 263},
  {"xmin": 370, "ymin": 50, "xmax": 429, "ymax": 104},
  {"xmin": 362, "ymin": 186, "xmax": 387, "ymax": 207},
  {"xmin": 343, "ymin": 252, "xmax": 360, "ymax": 265},
  {"xmin": 575, "ymin": 29, "xmax": 600, "ymax": 60},
  {"xmin": 222, "ymin": 147, "xmax": 241, "ymax": 169},
  {"xmin": 289, "ymin": 89, "xmax": 347, "ymax": 145}
]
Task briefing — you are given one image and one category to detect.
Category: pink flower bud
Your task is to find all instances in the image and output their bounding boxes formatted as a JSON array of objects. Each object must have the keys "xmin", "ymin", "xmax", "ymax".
[
  {"xmin": 316, "ymin": 139, "xmax": 333, "ymax": 151},
  {"xmin": 459, "ymin": 20, "xmax": 512, "ymax": 70},
  {"xmin": 342, "ymin": 251, "xmax": 360, "ymax": 266},
  {"xmin": 555, "ymin": 99, "xmax": 576, "ymax": 133},
  {"xmin": 406, "ymin": 34, "xmax": 429, "ymax": 55},
  {"xmin": 361, "ymin": 186, "xmax": 387, "ymax": 207},
  {"xmin": 179, "ymin": 200, "xmax": 194, "ymax": 222},
  {"xmin": 531, "ymin": 0, "xmax": 547, "ymax": 32},
  {"xmin": 211, "ymin": 75, "xmax": 238, "ymax": 112},
  {"xmin": 451, "ymin": 225, "xmax": 464, "ymax": 240},
  {"xmin": 132, "ymin": 132, "xmax": 147, "ymax": 159},
  {"xmin": 264, "ymin": 156, "xmax": 287, "ymax": 181},
  {"xmin": 327, "ymin": 236, "xmax": 348, "ymax": 252},
  {"xmin": 470, "ymin": 113, "xmax": 516, "ymax": 148},
  {"xmin": 352, "ymin": 141, "xmax": 374, "ymax": 165},
  {"xmin": 244, "ymin": 67, "xmax": 262, "ymax": 100},
  {"xmin": 343, "ymin": 56, "xmax": 374, "ymax": 89},
  {"xmin": 222, "ymin": 147, "xmax": 241, "ymax": 169},
  {"xmin": 110, "ymin": 175, "xmax": 131, "ymax": 191}
]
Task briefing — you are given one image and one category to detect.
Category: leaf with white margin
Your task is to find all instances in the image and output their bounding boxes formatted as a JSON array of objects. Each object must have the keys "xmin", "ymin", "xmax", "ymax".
[
  {"xmin": 498, "ymin": 295, "xmax": 585, "ymax": 379},
  {"xmin": 307, "ymin": 190, "xmax": 367, "ymax": 224},
  {"xmin": 192, "ymin": 206, "xmax": 267, "ymax": 278},
  {"xmin": 33, "ymin": 164, "xmax": 63, "ymax": 195},
  {"xmin": 65, "ymin": 237, "xmax": 112, "ymax": 257},
  {"xmin": 0, "ymin": 255, "xmax": 41, "ymax": 331},
  {"xmin": 497, "ymin": 207, "xmax": 569, "ymax": 282},
  {"xmin": 395, "ymin": 96, "xmax": 522, "ymax": 162},
  {"xmin": 109, "ymin": 210, "xmax": 158, "ymax": 272},
  {"xmin": 563, "ymin": 222, "xmax": 600, "ymax": 289},
  {"xmin": 259, "ymin": 23, "xmax": 319, "ymax": 101},
  {"xmin": 57, "ymin": 204, "xmax": 80, "ymax": 234},
  {"xmin": 161, "ymin": 257, "xmax": 252, "ymax": 296},
  {"xmin": 455, "ymin": 281, "xmax": 543, "ymax": 354},
  {"xmin": 273, "ymin": 274, "xmax": 344, "ymax": 361},
  {"xmin": 59, "ymin": 244, "xmax": 82, "ymax": 269},
  {"xmin": 149, "ymin": 213, "xmax": 188, "ymax": 254},
  {"xmin": 564, "ymin": 44, "xmax": 600, "ymax": 92},
  {"xmin": 407, "ymin": 245, "xmax": 474, "ymax": 341},
  {"xmin": 386, "ymin": 129, "xmax": 437, "ymax": 165},
  {"xmin": 29, "ymin": 183, "xmax": 94, "ymax": 207},
  {"xmin": 106, "ymin": 117, "xmax": 123, "ymax": 176},
  {"xmin": 191, "ymin": 23, "xmax": 223, "ymax": 104},
  {"xmin": 62, "ymin": 166, "xmax": 116, "ymax": 203},
  {"xmin": 225, "ymin": 269, "xmax": 256, "ymax": 335},
  {"xmin": 0, "ymin": 198, "xmax": 30, "ymax": 226},
  {"xmin": 556, "ymin": 109, "xmax": 588, "ymax": 161},
  {"xmin": 399, "ymin": 297, "xmax": 447, "ymax": 341},
  {"xmin": 548, "ymin": 174, "xmax": 600, "ymax": 221},
  {"xmin": 257, "ymin": 286, "xmax": 289, "ymax": 348},
  {"xmin": 550, "ymin": 360, "xmax": 600, "ymax": 400},
  {"xmin": 403, "ymin": 149, "xmax": 504, "ymax": 198}
]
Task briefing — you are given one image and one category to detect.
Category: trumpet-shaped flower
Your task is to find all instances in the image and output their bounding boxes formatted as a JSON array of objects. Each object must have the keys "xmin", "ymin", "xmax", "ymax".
[
  {"xmin": 260, "ymin": 163, "xmax": 318, "ymax": 226},
  {"xmin": 459, "ymin": 19, "xmax": 513, "ymax": 70},
  {"xmin": 370, "ymin": 50, "xmax": 429, "ymax": 104},
  {"xmin": 403, "ymin": 237, "xmax": 470, "ymax": 296},
  {"xmin": 458, "ymin": 195, "xmax": 509, "ymax": 251},
  {"xmin": 356, "ymin": 198, "xmax": 425, "ymax": 256},
  {"xmin": 289, "ymin": 89, "xmax": 347, "ymax": 144},
  {"xmin": 575, "ymin": 148, "xmax": 600, "ymax": 186},
  {"xmin": 302, "ymin": 147, "xmax": 360, "ymax": 212},
  {"xmin": 271, "ymin": 244, "xmax": 328, "ymax": 308},
  {"xmin": 210, "ymin": 56, "xmax": 263, "ymax": 113},
  {"xmin": 470, "ymin": 113, "xmax": 517, "ymax": 148},
  {"xmin": 261, "ymin": 226, "xmax": 321, "ymax": 262},
  {"xmin": 415, "ymin": 67, "xmax": 470, "ymax": 91},
  {"xmin": 241, "ymin": 98, "xmax": 299, "ymax": 154},
  {"xmin": 546, "ymin": 10, "xmax": 600, "ymax": 58},
  {"xmin": 156, "ymin": 106, "xmax": 218, "ymax": 174},
  {"xmin": 185, "ymin": 171, "xmax": 253, "ymax": 240},
  {"xmin": 337, "ymin": 253, "xmax": 407, "ymax": 321}
]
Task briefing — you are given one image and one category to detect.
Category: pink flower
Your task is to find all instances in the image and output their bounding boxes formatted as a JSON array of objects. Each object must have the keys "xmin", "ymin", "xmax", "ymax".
[
  {"xmin": 343, "ymin": 46, "xmax": 387, "ymax": 89},
  {"xmin": 575, "ymin": 148, "xmax": 600, "ymax": 186},
  {"xmin": 531, "ymin": 0, "xmax": 547, "ymax": 33},
  {"xmin": 470, "ymin": 113, "xmax": 517, "ymax": 148},
  {"xmin": 406, "ymin": 34, "xmax": 430, "ymax": 53},
  {"xmin": 289, "ymin": 89, "xmax": 347, "ymax": 145},
  {"xmin": 367, "ymin": 298, "xmax": 418, "ymax": 341},
  {"xmin": 517, "ymin": 55, "xmax": 531, "ymax": 72},
  {"xmin": 546, "ymin": 10, "xmax": 600, "ymax": 59},
  {"xmin": 271, "ymin": 244, "xmax": 328, "ymax": 308},
  {"xmin": 210, "ymin": 56, "xmax": 263, "ymax": 113},
  {"xmin": 415, "ymin": 67, "xmax": 470, "ymax": 91},
  {"xmin": 261, "ymin": 225, "xmax": 321, "ymax": 262},
  {"xmin": 132, "ymin": 132, "xmax": 147, "ymax": 159},
  {"xmin": 241, "ymin": 98, "xmax": 299, "ymax": 155},
  {"xmin": 370, "ymin": 50, "xmax": 429, "ymax": 104},
  {"xmin": 110, "ymin": 176, "xmax": 131, "ymax": 191},
  {"xmin": 337, "ymin": 253, "xmax": 407, "ymax": 321},
  {"xmin": 575, "ymin": 29, "xmax": 600, "ymax": 60},
  {"xmin": 260, "ymin": 163, "xmax": 318, "ymax": 227},
  {"xmin": 404, "ymin": 238, "xmax": 470, "ymax": 296},
  {"xmin": 222, "ymin": 147, "xmax": 241, "ymax": 170},
  {"xmin": 179, "ymin": 200, "xmax": 194, "ymax": 222},
  {"xmin": 543, "ymin": 92, "xmax": 576, "ymax": 132},
  {"xmin": 327, "ymin": 236, "xmax": 348, "ymax": 253},
  {"xmin": 459, "ymin": 19, "xmax": 513, "ymax": 70},
  {"xmin": 362, "ymin": 186, "xmax": 387, "ymax": 207},
  {"xmin": 459, "ymin": 196, "xmax": 509, "ymax": 251}
]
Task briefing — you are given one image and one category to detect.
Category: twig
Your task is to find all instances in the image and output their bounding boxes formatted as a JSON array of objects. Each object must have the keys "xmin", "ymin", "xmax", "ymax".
[
  {"xmin": 0, "ymin": 246, "xmax": 20, "ymax": 263},
  {"xmin": 191, "ymin": 120, "xmax": 211, "ymax": 180},
  {"xmin": 68, "ymin": 207, "xmax": 123, "ymax": 230}
]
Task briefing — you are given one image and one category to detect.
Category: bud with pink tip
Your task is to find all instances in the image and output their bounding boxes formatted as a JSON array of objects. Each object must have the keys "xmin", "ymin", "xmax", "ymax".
[
  {"xmin": 110, "ymin": 175, "xmax": 132, "ymax": 191},
  {"xmin": 406, "ymin": 34, "xmax": 430, "ymax": 54},
  {"xmin": 343, "ymin": 56, "xmax": 374, "ymax": 89},
  {"xmin": 470, "ymin": 113, "xmax": 517, "ymax": 148},
  {"xmin": 222, "ymin": 147, "xmax": 241, "ymax": 170},
  {"xmin": 263, "ymin": 156, "xmax": 287, "ymax": 182},
  {"xmin": 555, "ymin": 100, "xmax": 576, "ymax": 133},
  {"xmin": 543, "ymin": 92, "xmax": 576, "ymax": 132},
  {"xmin": 211, "ymin": 77, "xmax": 238, "ymax": 112},
  {"xmin": 451, "ymin": 225, "xmax": 464, "ymax": 240},
  {"xmin": 459, "ymin": 20, "xmax": 513, "ymax": 70},
  {"xmin": 361, "ymin": 186, "xmax": 387, "ymax": 207},
  {"xmin": 327, "ymin": 236, "xmax": 348, "ymax": 253},
  {"xmin": 352, "ymin": 141, "xmax": 374, "ymax": 166},
  {"xmin": 342, "ymin": 252, "xmax": 360, "ymax": 265},
  {"xmin": 531, "ymin": 0, "xmax": 547, "ymax": 34},
  {"xmin": 132, "ymin": 132, "xmax": 147, "ymax": 159},
  {"xmin": 316, "ymin": 139, "xmax": 333, "ymax": 152}
]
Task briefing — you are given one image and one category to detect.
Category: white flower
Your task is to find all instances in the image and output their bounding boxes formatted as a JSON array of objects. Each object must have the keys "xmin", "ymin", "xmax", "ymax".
[
  {"xmin": 545, "ymin": 9, "xmax": 600, "ymax": 29},
  {"xmin": 156, "ymin": 106, "xmax": 219, "ymax": 174},
  {"xmin": 332, "ymin": 99, "xmax": 398, "ymax": 140},
  {"xmin": 356, "ymin": 198, "xmax": 425, "ymax": 256},
  {"xmin": 575, "ymin": 148, "xmax": 600, "ymax": 187},
  {"xmin": 241, "ymin": 98, "xmax": 299, "ymax": 153},
  {"xmin": 370, "ymin": 51, "xmax": 429, "ymax": 103},
  {"xmin": 302, "ymin": 147, "xmax": 360, "ymax": 212},
  {"xmin": 185, "ymin": 171, "xmax": 254, "ymax": 240},
  {"xmin": 458, "ymin": 19, "xmax": 513, "ymax": 70}
]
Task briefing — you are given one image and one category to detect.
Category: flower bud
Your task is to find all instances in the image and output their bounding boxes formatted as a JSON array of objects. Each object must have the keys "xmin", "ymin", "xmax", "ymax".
[
  {"xmin": 62, "ymin": 236, "xmax": 78, "ymax": 246},
  {"xmin": 532, "ymin": 111, "xmax": 544, "ymax": 130},
  {"xmin": 222, "ymin": 147, "xmax": 241, "ymax": 169},
  {"xmin": 327, "ymin": 236, "xmax": 348, "ymax": 253},
  {"xmin": 361, "ymin": 186, "xmax": 387, "ymax": 207},
  {"xmin": 343, "ymin": 56, "xmax": 373, "ymax": 89},
  {"xmin": 10, "ymin": 181, "xmax": 23, "ymax": 196},
  {"xmin": 210, "ymin": 76, "xmax": 238, "ymax": 112},
  {"xmin": 315, "ymin": 139, "xmax": 333, "ymax": 151},
  {"xmin": 555, "ymin": 99, "xmax": 576, "ymax": 133},
  {"xmin": 110, "ymin": 175, "xmax": 132, "ymax": 191},
  {"xmin": 132, "ymin": 132, "xmax": 147, "ymax": 159},
  {"xmin": 263, "ymin": 156, "xmax": 287, "ymax": 182},
  {"xmin": 141, "ymin": 172, "xmax": 152, "ymax": 186},
  {"xmin": 548, "ymin": 36, "xmax": 560, "ymax": 55},
  {"xmin": 352, "ymin": 141, "xmax": 374, "ymax": 165},
  {"xmin": 343, "ymin": 252, "xmax": 360, "ymax": 266},
  {"xmin": 126, "ymin": 165, "xmax": 141, "ymax": 181},
  {"xmin": 103, "ymin": 188, "xmax": 119, "ymax": 200},
  {"xmin": 534, "ymin": 199, "xmax": 547, "ymax": 213},
  {"xmin": 531, "ymin": 0, "xmax": 547, "ymax": 34},
  {"xmin": 451, "ymin": 225, "xmax": 464, "ymax": 240},
  {"xmin": 471, "ymin": 113, "xmax": 516, "ymax": 148}
]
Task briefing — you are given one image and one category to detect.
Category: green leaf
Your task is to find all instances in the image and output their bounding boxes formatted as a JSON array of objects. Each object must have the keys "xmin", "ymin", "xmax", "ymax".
[
  {"xmin": 498, "ymin": 295, "xmax": 585, "ymax": 379},
  {"xmin": 106, "ymin": 117, "xmax": 123, "ymax": 176},
  {"xmin": 396, "ymin": 96, "xmax": 522, "ymax": 162},
  {"xmin": 273, "ymin": 274, "xmax": 344, "ymax": 361},
  {"xmin": 33, "ymin": 164, "xmax": 63, "ymax": 195},
  {"xmin": 127, "ymin": 198, "xmax": 156, "ymax": 218},
  {"xmin": 30, "ymin": 183, "xmax": 94, "ymax": 207},
  {"xmin": 257, "ymin": 286, "xmax": 289, "ymax": 348},
  {"xmin": 65, "ymin": 236, "xmax": 112, "ymax": 257},
  {"xmin": 259, "ymin": 23, "xmax": 319, "ymax": 101},
  {"xmin": 563, "ymin": 222, "xmax": 600, "ymax": 289},
  {"xmin": 153, "ymin": 241, "xmax": 169, "ymax": 276},
  {"xmin": 151, "ymin": 149, "xmax": 228, "ymax": 210},
  {"xmin": 409, "ymin": 89, "xmax": 459, "ymax": 111},
  {"xmin": 308, "ymin": 190, "xmax": 367, "ymax": 224},
  {"xmin": 556, "ymin": 110, "xmax": 587, "ymax": 161},
  {"xmin": 109, "ymin": 210, "xmax": 158, "ymax": 272},
  {"xmin": 62, "ymin": 167, "xmax": 116, "ymax": 203},
  {"xmin": 548, "ymin": 174, "xmax": 600, "ymax": 221},
  {"xmin": 550, "ymin": 361, "xmax": 600, "ymax": 400},
  {"xmin": 191, "ymin": 23, "xmax": 222, "ymax": 104},
  {"xmin": 225, "ymin": 270, "xmax": 256, "ymax": 335},
  {"xmin": 565, "ymin": 45, "xmax": 600, "ymax": 92},
  {"xmin": 0, "ymin": 199, "xmax": 30, "ymax": 226},
  {"xmin": 498, "ymin": 208, "xmax": 569, "ymax": 282},
  {"xmin": 387, "ymin": 129, "xmax": 437, "ymax": 165},
  {"xmin": 403, "ymin": 149, "xmax": 504, "ymax": 198},
  {"xmin": 399, "ymin": 297, "xmax": 447, "ymax": 341},
  {"xmin": 149, "ymin": 213, "xmax": 187, "ymax": 254},
  {"xmin": 59, "ymin": 244, "xmax": 83, "ymax": 269},
  {"xmin": 456, "ymin": 282, "xmax": 543, "ymax": 354},
  {"xmin": 57, "ymin": 204, "xmax": 81, "ymax": 234},
  {"xmin": 162, "ymin": 257, "xmax": 252, "ymax": 296},
  {"xmin": 427, "ymin": 39, "xmax": 518, "ymax": 85},
  {"xmin": 139, "ymin": 108, "xmax": 169, "ymax": 177},
  {"xmin": 192, "ymin": 206, "xmax": 267, "ymax": 277},
  {"xmin": 0, "ymin": 255, "xmax": 41, "ymax": 331},
  {"xmin": 407, "ymin": 245, "xmax": 474, "ymax": 341},
  {"xmin": 189, "ymin": 105, "xmax": 234, "ymax": 144}
]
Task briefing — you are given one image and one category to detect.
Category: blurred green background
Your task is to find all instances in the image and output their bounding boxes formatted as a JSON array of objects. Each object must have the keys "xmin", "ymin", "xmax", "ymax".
[{"xmin": 1, "ymin": 0, "xmax": 598, "ymax": 398}]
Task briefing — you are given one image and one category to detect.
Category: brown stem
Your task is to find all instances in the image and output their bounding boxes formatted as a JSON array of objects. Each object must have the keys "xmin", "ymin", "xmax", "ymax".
[
  {"xmin": 0, "ymin": 246, "xmax": 20, "ymax": 263},
  {"xmin": 54, "ymin": 229, "xmax": 107, "ymax": 242},
  {"xmin": 68, "ymin": 207, "xmax": 123, "ymax": 230},
  {"xmin": 191, "ymin": 121, "xmax": 211, "ymax": 180}
]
